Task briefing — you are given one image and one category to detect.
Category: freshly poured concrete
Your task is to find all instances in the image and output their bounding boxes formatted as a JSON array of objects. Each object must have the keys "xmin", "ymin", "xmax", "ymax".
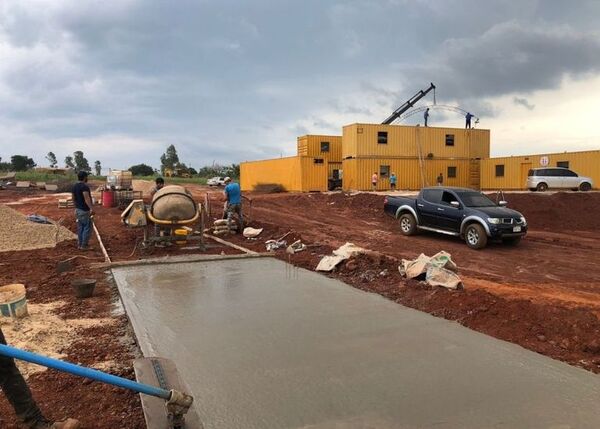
[{"xmin": 113, "ymin": 258, "xmax": 600, "ymax": 429}]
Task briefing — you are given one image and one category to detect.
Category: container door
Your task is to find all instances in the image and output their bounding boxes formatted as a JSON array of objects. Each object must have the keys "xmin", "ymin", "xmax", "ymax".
[{"xmin": 520, "ymin": 163, "xmax": 532, "ymax": 189}]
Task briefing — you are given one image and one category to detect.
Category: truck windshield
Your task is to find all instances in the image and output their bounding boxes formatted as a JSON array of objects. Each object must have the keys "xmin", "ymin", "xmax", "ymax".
[{"xmin": 456, "ymin": 191, "xmax": 497, "ymax": 207}]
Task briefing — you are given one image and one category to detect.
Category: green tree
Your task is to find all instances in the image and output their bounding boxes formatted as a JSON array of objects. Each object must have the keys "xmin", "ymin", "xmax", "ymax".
[
  {"xmin": 46, "ymin": 152, "xmax": 58, "ymax": 168},
  {"xmin": 94, "ymin": 160, "xmax": 102, "ymax": 176},
  {"xmin": 10, "ymin": 155, "xmax": 36, "ymax": 171},
  {"xmin": 65, "ymin": 156, "xmax": 75, "ymax": 169},
  {"xmin": 73, "ymin": 151, "xmax": 91, "ymax": 172},
  {"xmin": 129, "ymin": 163, "xmax": 155, "ymax": 176},
  {"xmin": 160, "ymin": 144, "xmax": 179, "ymax": 173},
  {"xmin": 0, "ymin": 157, "xmax": 12, "ymax": 171}
]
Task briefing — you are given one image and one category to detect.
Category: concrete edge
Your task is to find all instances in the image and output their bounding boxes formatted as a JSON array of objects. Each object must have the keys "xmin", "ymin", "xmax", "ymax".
[{"xmin": 97, "ymin": 252, "xmax": 273, "ymax": 269}]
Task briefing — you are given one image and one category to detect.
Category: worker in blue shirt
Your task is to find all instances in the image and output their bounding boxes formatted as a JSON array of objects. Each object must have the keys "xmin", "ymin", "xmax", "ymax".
[
  {"xmin": 465, "ymin": 112, "xmax": 473, "ymax": 129},
  {"xmin": 424, "ymin": 108, "xmax": 430, "ymax": 127},
  {"xmin": 223, "ymin": 177, "xmax": 243, "ymax": 233}
]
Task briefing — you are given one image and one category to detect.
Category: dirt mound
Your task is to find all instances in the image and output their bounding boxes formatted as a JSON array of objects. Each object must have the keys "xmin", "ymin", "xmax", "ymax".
[
  {"xmin": 0, "ymin": 205, "xmax": 76, "ymax": 252},
  {"xmin": 499, "ymin": 192, "xmax": 599, "ymax": 231}
]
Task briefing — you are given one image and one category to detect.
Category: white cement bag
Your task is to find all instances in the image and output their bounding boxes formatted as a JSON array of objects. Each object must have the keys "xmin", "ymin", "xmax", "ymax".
[{"xmin": 426, "ymin": 266, "xmax": 463, "ymax": 290}]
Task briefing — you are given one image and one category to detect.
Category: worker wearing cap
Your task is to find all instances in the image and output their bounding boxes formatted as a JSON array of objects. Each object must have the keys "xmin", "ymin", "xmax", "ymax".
[
  {"xmin": 72, "ymin": 171, "xmax": 94, "ymax": 251},
  {"xmin": 223, "ymin": 177, "xmax": 243, "ymax": 233},
  {"xmin": 150, "ymin": 177, "xmax": 165, "ymax": 196},
  {"xmin": 0, "ymin": 327, "xmax": 80, "ymax": 428}
]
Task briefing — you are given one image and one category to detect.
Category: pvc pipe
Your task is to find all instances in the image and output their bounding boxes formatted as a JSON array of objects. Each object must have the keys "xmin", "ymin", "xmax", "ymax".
[{"xmin": 0, "ymin": 344, "xmax": 170, "ymax": 400}]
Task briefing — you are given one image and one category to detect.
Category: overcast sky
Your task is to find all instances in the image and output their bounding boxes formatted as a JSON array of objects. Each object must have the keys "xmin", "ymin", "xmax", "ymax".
[{"xmin": 1, "ymin": 0, "xmax": 599, "ymax": 171}]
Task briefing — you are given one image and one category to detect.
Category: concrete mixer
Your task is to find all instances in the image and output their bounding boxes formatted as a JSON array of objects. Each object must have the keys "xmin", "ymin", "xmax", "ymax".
[{"xmin": 121, "ymin": 185, "xmax": 206, "ymax": 250}]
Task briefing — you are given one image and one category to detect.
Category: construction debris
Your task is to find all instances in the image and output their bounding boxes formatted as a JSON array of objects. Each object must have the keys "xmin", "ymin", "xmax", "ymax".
[
  {"xmin": 286, "ymin": 240, "xmax": 306, "ymax": 254},
  {"xmin": 16, "ymin": 181, "xmax": 30, "ymax": 188},
  {"xmin": 399, "ymin": 251, "xmax": 462, "ymax": 290},
  {"xmin": 265, "ymin": 239, "xmax": 286, "ymax": 252},
  {"xmin": 243, "ymin": 227, "xmax": 263, "ymax": 238},
  {"xmin": 58, "ymin": 198, "xmax": 74, "ymax": 208},
  {"xmin": 45, "ymin": 184, "xmax": 59, "ymax": 191},
  {"xmin": 316, "ymin": 242, "xmax": 368, "ymax": 272}
]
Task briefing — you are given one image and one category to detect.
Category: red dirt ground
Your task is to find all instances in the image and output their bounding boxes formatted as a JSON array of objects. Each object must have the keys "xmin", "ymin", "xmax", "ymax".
[{"xmin": 1, "ymin": 185, "xmax": 599, "ymax": 427}]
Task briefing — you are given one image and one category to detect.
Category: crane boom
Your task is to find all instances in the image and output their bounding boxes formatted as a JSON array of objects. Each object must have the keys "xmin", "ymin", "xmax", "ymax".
[{"xmin": 382, "ymin": 83, "xmax": 436, "ymax": 125}]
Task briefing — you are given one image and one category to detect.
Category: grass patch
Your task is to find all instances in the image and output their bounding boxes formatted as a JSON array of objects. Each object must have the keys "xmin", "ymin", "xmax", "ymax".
[{"xmin": 14, "ymin": 172, "xmax": 105, "ymax": 182}]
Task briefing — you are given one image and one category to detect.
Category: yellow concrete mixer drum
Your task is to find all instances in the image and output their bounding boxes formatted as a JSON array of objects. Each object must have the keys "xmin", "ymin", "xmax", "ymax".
[{"xmin": 149, "ymin": 185, "xmax": 199, "ymax": 225}]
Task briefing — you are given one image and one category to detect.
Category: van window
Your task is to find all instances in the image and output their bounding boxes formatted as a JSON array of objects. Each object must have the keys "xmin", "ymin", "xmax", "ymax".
[
  {"xmin": 564, "ymin": 170, "xmax": 578, "ymax": 177},
  {"xmin": 422, "ymin": 189, "xmax": 443, "ymax": 204}
]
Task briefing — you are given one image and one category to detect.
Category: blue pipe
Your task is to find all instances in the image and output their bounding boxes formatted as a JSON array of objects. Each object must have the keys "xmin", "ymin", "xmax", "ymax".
[{"xmin": 0, "ymin": 344, "xmax": 170, "ymax": 400}]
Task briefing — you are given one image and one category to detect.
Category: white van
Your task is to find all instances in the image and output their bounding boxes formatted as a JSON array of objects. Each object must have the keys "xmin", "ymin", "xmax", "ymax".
[{"xmin": 526, "ymin": 168, "xmax": 593, "ymax": 192}]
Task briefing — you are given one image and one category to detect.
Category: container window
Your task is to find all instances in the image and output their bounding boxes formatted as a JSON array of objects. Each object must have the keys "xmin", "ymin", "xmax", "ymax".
[
  {"xmin": 447, "ymin": 166, "xmax": 457, "ymax": 178},
  {"xmin": 314, "ymin": 158, "xmax": 324, "ymax": 164},
  {"xmin": 495, "ymin": 164, "xmax": 505, "ymax": 177},
  {"xmin": 556, "ymin": 161, "xmax": 569, "ymax": 169},
  {"xmin": 445, "ymin": 134, "xmax": 455, "ymax": 146},
  {"xmin": 332, "ymin": 169, "xmax": 340, "ymax": 179},
  {"xmin": 380, "ymin": 165, "xmax": 390, "ymax": 177},
  {"xmin": 377, "ymin": 131, "xmax": 388, "ymax": 144},
  {"xmin": 321, "ymin": 142, "xmax": 330, "ymax": 152}
]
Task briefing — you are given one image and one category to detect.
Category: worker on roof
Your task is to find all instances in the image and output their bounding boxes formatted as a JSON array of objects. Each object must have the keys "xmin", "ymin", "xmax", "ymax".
[
  {"xmin": 150, "ymin": 177, "xmax": 165, "ymax": 196},
  {"xmin": 72, "ymin": 171, "xmax": 94, "ymax": 251},
  {"xmin": 465, "ymin": 112, "xmax": 473, "ymax": 129},
  {"xmin": 223, "ymin": 177, "xmax": 243, "ymax": 233},
  {"xmin": 1, "ymin": 327, "xmax": 80, "ymax": 428},
  {"xmin": 424, "ymin": 108, "xmax": 430, "ymax": 127}
]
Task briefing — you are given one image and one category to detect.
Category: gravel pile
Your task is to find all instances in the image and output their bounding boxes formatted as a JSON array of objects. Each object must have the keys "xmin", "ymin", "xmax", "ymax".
[{"xmin": 0, "ymin": 204, "xmax": 76, "ymax": 252}]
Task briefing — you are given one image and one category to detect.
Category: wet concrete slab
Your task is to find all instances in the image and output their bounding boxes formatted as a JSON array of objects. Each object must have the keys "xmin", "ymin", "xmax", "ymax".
[{"xmin": 113, "ymin": 258, "xmax": 600, "ymax": 429}]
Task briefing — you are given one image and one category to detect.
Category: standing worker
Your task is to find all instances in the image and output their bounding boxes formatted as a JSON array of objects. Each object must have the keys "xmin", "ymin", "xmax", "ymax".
[
  {"xmin": 424, "ymin": 108, "xmax": 430, "ymax": 127},
  {"xmin": 465, "ymin": 112, "xmax": 473, "ymax": 129},
  {"xmin": 371, "ymin": 172, "xmax": 378, "ymax": 191},
  {"xmin": 390, "ymin": 172, "xmax": 397, "ymax": 190},
  {"xmin": 223, "ymin": 177, "xmax": 243, "ymax": 233},
  {"xmin": 437, "ymin": 173, "xmax": 444, "ymax": 186},
  {"xmin": 1, "ymin": 327, "xmax": 80, "ymax": 428},
  {"xmin": 150, "ymin": 177, "xmax": 165, "ymax": 196},
  {"xmin": 72, "ymin": 171, "xmax": 94, "ymax": 251}
]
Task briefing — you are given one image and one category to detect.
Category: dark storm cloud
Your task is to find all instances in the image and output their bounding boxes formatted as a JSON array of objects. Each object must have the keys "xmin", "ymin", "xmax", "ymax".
[
  {"xmin": 513, "ymin": 97, "xmax": 535, "ymax": 111},
  {"xmin": 1, "ymin": 0, "xmax": 600, "ymax": 166}
]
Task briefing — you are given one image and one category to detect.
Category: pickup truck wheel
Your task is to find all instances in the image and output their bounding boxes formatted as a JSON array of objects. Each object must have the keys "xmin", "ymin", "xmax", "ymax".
[
  {"xmin": 536, "ymin": 183, "xmax": 548, "ymax": 192},
  {"xmin": 503, "ymin": 236, "xmax": 522, "ymax": 246},
  {"xmin": 579, "ymin": 182, "xmax": 592, "ymax": 192},
  {"xmin": 399, "ymin": 213, "xmax": 417, "ymax": 236},
  {"xmin": 465, "ymin": 224, "xmax": 487, "ymax": 249}
]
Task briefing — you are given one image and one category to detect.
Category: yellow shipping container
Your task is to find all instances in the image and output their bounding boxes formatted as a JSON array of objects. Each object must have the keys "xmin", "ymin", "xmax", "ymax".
[
  {"xmin": 481, "ymin": 150, "xmax": 600, "ymax": 190},
  {"xmin": 342, "ymin": 158, "xmax": 471, "ymax": 191},
  {"xmin": 342, "ymin": 124, "xmax": 489, "ymax": 160},
  {"xmin": 297, "ymin": 135, "xmax": 342, "ymax": 162},
  {"xmin": 240, "ymin": 156, "xmax": 329, "ymax": 192},
  {"xmin": 241, "ymin": 157, "xmax": 302, "ymax": 191}
]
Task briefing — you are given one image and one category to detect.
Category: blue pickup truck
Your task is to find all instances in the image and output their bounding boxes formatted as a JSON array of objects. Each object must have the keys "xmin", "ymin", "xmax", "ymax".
[{"xmin": 383, "ymin": 187, "xmax": 527, "ymax": 249}]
